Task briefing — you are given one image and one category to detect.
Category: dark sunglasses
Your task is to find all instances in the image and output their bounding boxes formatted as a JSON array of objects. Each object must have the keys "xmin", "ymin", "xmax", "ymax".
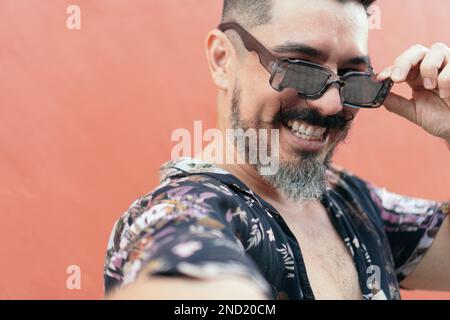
[{"xmin": 218, "ymin": 22, "xmax": 394, "ymax": 109}]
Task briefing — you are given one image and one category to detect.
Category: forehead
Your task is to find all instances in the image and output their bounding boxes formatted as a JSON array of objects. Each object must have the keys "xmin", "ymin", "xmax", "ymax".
[{"xmin": 255, "ymin": 0, "xmax": 369, "ymax": 63}]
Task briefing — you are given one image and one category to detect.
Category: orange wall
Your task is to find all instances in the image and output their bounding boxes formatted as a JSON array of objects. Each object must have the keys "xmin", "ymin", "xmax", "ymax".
[{"xmin": 0, "ymin": 0, "xmax": 449, "ymax": 299}]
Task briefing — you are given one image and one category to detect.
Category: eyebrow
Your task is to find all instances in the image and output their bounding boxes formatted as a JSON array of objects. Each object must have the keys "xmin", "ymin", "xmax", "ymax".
[{"xmin": 271, "ymin": 42, "xmax": 372, "ymax": 68}]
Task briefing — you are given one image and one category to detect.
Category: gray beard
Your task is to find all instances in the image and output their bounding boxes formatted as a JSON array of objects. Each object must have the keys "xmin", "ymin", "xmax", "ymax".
[
  {"xmin": 230, "ymin": 86, "xmax": 343, "ymax": 203},
  {"xmin": 260, "ymin": 156, "xmax": 329, "ymax": 203}
]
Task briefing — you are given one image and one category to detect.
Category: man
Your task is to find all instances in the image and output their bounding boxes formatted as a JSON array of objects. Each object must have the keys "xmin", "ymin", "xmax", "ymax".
[{"xmin": 104, "ymin": 0, "xmax": 450, "ymax": 300}]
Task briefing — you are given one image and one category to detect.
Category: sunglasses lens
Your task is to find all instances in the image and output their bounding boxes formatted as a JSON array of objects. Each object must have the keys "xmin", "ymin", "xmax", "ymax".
[
  {"xmin": 271, "ymin": 61, "xmax": 392, "ymax": 108},
  {"xmin": 342, "ymin": 74, "xmax": 385, "ymax": 107},
  {"xmin": 277, "ymin": 63, "xmax": 330, "ymax": 95}
]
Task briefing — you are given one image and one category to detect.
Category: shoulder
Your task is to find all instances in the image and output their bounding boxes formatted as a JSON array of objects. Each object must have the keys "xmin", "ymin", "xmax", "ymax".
[
  {"xmin": 106, "ymin": 173, "xmax": 246, "ymax": 254},
  {"xmin": 325, "ymin": 164, "xmax": 387, "ymax": 227},
  {"xmin": 327, "ymin": 163, "xmax": 449, "ymax": 219},
  {"xmin": 327, "ymin": 163, "xmax": 375, "ymax": 196}
]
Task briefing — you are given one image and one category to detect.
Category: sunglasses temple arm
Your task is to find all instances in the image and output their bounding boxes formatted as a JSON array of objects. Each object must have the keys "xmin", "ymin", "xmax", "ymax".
[{"xmin": 218, "ymin": 22, "xmax": 280, "ymax": 74}]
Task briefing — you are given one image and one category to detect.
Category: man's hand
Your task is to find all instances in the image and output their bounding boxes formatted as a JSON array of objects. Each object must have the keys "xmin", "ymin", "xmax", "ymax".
[{"xmin": 377, "ymin": 43, "xmax": 450, "ymax": 143}]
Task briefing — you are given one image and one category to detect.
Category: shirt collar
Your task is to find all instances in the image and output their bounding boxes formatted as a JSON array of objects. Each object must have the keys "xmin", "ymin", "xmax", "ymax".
[
  {"xmin": 160, "ymin": 157, "xmax": 345, "ymax": 191},
  {"xmin": 159, "ymin": 157, "xmax": 347, "ymax": 215}
]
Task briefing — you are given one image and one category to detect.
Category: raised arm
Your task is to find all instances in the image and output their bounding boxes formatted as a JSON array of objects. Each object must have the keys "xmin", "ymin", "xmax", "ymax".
[
  {"xmin": 107, "ymin": 275, "xmax": 267, "ymax": 300},
  {"xmin": 401, "ymin": 215, "xmax": 450, "ymax": 291}
]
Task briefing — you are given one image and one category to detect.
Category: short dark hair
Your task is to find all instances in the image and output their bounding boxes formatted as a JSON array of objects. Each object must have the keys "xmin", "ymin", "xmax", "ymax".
[{"xmin": 222, "ymin": 0, "xmax": 377, "ymax": 29}]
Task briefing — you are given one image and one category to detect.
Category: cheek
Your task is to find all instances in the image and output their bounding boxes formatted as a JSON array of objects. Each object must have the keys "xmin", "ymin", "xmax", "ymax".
[
  {"xmin": 234, "ymin": 56, "xmax": 297, "ymax": 124},
  {"xmin": 237, "ymin": 75, "xmax": 283, "ymax": 123}
]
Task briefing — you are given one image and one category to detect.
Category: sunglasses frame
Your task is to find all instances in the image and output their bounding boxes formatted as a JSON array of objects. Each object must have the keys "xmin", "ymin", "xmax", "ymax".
[{"xmin": 218, "ymin": 22, "xmax": 394, "ymax": 109}]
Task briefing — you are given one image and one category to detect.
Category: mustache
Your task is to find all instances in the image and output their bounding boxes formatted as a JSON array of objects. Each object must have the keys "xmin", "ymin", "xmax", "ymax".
[{"xmin": 276, "ymin": 106, "xmax": 355, "ymax": 130}]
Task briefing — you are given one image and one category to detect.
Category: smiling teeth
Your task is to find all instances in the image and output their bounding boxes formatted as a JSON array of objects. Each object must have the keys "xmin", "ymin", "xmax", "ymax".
[{"xmin": 287, "ymin": 120, "xmax": 327, "ymax": 140}]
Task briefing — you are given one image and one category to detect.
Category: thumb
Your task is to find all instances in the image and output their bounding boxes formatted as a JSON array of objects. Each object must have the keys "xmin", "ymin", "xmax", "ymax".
[{"xmin": 383, "ymin": 92, "xmax": 417, "ymax": 123}]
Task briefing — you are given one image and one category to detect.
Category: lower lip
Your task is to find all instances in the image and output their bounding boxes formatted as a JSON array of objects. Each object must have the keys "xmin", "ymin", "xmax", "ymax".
[{"xmin": 282, "ymin": 124, "xmax": 329, "ymax": 152}]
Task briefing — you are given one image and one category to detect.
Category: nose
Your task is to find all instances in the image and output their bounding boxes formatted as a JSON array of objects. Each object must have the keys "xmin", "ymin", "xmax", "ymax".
[{"xmin": 305, "ymin": 84, "xmax": 343, "ymax": 117}]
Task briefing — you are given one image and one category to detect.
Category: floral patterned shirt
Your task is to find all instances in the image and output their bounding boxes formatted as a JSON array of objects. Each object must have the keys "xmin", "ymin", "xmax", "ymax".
[{"xmin": 104, "ymin": 157, "xmax": 449, "ymax": 300}]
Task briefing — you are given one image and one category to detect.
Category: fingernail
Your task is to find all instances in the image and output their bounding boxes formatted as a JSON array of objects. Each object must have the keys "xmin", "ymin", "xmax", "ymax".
[
  {"xmin": 392, "ymin": 68, "xmax": 403, "ymax": 81},
  {"xmin": 423, "ymin": 78, "xmax": 435, "ymax": 89},
  {"xmin": 440, "ymin": 89, "xmax": 450, "ymax": 99}
]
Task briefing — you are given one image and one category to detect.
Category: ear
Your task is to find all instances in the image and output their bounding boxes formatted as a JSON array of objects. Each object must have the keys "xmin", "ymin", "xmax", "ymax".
[{"xmin": 205, "ymin": 29, "xmax": 234, "ymax": 90}]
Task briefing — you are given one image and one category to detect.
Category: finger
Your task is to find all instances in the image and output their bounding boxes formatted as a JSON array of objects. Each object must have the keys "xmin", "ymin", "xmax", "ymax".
[
  {"xmin": 438, "ymin": 62, "xmax": 450, "ymax": 99},
  {"xmin": 383, "ymin": 91, "xmax": 417, "ymax": 123},
  {"xmin": 388, "ymin": 44, "xmax": 429, "ymax": 83},
  {"xmin": 377, "ymin": 66, "xmax": 394, "ymax": 81},
  {"xmin": 420, "ymin": 43, "xmax": 449, "ymax": 90}
]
